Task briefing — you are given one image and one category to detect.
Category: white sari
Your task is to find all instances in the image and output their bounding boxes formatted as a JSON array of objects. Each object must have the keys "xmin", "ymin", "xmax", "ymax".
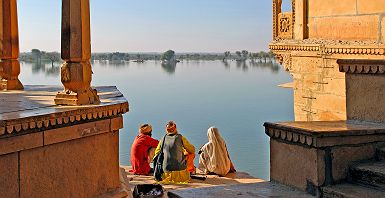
[{"xmin": 198, "ymin": 127, "xmax": 231, "ymax": 176}]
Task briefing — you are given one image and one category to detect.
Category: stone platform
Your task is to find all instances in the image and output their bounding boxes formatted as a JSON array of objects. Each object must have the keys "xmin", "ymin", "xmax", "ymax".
[
  {"xmin": 0, "ymin": 85, "xmax": 129, "ymax": 198},
  {"xmin": 120, "ymin": 166, "xmax": 313, "ymax": 198},
  {"xmin": 264, "ymin": 120, "xmax": 385, "ymax": 196}
]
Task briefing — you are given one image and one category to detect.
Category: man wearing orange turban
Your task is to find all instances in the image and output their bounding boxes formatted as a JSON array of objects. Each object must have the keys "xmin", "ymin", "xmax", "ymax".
[
  {"xmin": 154, "ymin": 121, "xmax": 196, "ymax": 183},
  {"xmin": 130, "ymin": 124, "xmax": 159, "ymax": 175}
]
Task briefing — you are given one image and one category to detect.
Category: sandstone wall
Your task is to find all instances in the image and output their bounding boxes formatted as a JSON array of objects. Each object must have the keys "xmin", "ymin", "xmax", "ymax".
[
  {"xmin": 271, "ymin": 0, "xmax": 385, "ymax": 121},
  {"xmin": 0, "ymin": 117, "xmax": 124, "ymax": 198},
  {"xmin": 308, "ymin": 0, "xmax": 385, "ymax": 41}
]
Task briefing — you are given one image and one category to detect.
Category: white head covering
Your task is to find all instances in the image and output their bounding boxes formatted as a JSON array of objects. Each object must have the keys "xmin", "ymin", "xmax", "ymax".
[{"xmin": 199, "ymin": 127, "xmax": 231, "ymax": 176}]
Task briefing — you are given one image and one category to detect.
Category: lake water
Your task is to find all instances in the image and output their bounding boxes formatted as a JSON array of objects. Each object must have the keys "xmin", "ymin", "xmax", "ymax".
[{"xmin": 19, "ymin": 60, "xmax": 293, "ymax": 180}]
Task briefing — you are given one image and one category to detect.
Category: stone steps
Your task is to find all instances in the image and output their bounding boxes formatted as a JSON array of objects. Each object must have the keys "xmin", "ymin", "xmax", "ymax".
[
  {"xmin": 349, "ymin": 161, "xmax": 385, "ymax": 189},
  {"xmin": 322, "ymin": 183, "xmax": 385, "ymax": 198},
  {"xmin": 321, "ymin": 148, "xmax": 385, "ymax": 197}
]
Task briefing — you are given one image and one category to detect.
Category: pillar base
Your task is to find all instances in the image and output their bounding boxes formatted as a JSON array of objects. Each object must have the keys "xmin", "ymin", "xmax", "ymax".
[
  {"xmin": 0, "ymin": 79, "xmax": 23, "ymax": 90},
  {"xmin": 55, "ymin": 88, "xmax": 100, "ymax": 106}
]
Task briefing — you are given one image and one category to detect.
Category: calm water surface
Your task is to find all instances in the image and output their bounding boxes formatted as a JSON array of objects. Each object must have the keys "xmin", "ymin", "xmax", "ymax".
[{"xmin": 19, "ymin": 60, "xmax": 293, "ymax": 180}]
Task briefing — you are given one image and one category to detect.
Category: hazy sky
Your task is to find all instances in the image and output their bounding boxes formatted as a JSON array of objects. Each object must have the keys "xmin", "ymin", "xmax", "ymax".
[{"xmin": 18, "ymin": 0, "xmax": 274, "ymax": 53}]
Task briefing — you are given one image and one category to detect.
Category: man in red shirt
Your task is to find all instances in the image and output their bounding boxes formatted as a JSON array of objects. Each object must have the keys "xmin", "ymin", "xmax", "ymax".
[{"xmin": 130, "ymin": 124, "xmax": 160, "ymax": 175}]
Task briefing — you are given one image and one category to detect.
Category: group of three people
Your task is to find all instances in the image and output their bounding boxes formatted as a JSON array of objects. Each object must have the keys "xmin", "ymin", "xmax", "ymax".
[{"xmin": 130, "ymin": 121, "xmax": 235, "ymax": 184}]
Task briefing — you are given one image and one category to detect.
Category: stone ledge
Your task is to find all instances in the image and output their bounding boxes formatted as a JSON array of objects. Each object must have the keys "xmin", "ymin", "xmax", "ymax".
[
  {"xmin": 338, "ymin": 59, "xmax": 385, "ymax": 74},
  {"xmin": 269, "ymin": 41, "xmax": 385, "ymax": 56},
  {"xmin": 264, "ymin": 120, "xmax": 385, "ymax": 147},
  {"xmin": 0, "ymin": 86, "xmax": 129, "ymax": 136}
]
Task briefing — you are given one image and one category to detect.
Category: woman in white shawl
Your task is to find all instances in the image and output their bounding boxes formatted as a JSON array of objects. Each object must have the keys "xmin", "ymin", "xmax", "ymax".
[{"xmin": 198, "ymin": 127, "xmax": 235, "ymax": 176}]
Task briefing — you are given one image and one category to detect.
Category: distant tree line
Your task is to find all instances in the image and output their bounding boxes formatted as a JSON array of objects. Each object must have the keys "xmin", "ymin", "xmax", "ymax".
[
  {"xmin": 19, "ymin": 49, "xmax": 276, "ymax": 63},
  {"xmin": 20, "ymin": 49, "xmax": 61, "ymax": 66}
]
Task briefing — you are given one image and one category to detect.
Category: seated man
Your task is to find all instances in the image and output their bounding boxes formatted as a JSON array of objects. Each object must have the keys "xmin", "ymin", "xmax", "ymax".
[{"xmin": 130, "ymin": 124, "xmax": 159, "ymax": 175}]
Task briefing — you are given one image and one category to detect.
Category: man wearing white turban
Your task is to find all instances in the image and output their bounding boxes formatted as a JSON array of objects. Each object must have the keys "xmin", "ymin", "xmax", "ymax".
[{"xmin": 198, "ymin": 127, "xmax": 235, "ymax": 176}]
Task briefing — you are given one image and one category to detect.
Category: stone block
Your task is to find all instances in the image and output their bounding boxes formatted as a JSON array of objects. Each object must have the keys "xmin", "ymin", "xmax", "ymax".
[
  {"xmin": 44, "ymin": 119, "xmax": 110, "ymax": 145},
  {"xmin": 312, "ymin": 94, "xmax": 346, "ymax": 114},
  {"xmin": 322, "ymin": 78, "xmax": 346, "ymax": 96},
  {"xmin": 346, "ymin": 74, "xmax": 385, "ymax": 123},
  {"xmin": 270, "ymin": 139, "xmax": 325, "ymax": 191},
  {"xmin": 308, "ymin": 15, "xmax": 379, "ymax": 41},
  {"xmin": 111, "ymin": 116, "xmax": 124, "ymax": 131},
  {"xmin": 20, "ymin": 132, "xmax": 120, "ymax": 198},
  {"xmin": 331, "ymin": 145, "xmax": 376, "ymax": 182},
  {"xmin": 317, "ymin": 111, "xmax": 346, "ymax": 121},
  {"xmin": 382, "ymin": 17, "xmax": 385, "ymax": 42},
  {"xmin": 308, "ymin": 0, "xmax": 357, "ymax": 18},
  {"xmin": 0, "ymin": 153, "xmax": 19, "ymax": 198},
  {"xmin": 303, "ymin": 74, "xmax": 321, "ymax": 91},
  {"xmin": 293, "ymin": 89, "xmax": 306, "ymax": 106},
  {"xmin": 0, "ymin": 132, "xmax": 43, "ymax": 155},
  {"xmin": 357, "ymin": 0, "xmax": 385, "ymax": 14}
]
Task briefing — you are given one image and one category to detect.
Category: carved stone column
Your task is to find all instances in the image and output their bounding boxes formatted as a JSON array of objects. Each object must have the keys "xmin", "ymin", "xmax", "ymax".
[
  {"xmin": 55, "ymin": 0, "xmax": 100, "ymax": 105},
  {"xmin": 0, "ymin": 0, "xmax": 23, "ymax": 90}
]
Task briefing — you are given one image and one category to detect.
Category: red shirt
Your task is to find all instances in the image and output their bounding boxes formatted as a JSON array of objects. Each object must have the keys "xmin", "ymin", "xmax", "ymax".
[{"xmin": 130, "ymin": 134, "xmax": 159, "ymax": 175}]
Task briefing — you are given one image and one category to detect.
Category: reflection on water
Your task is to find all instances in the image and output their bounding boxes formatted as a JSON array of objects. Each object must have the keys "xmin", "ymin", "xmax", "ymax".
[
  {"xmin": 31, "ymin": 62, "xmax": 61, "ymax": 76},
  {"xmin": 27, "ymin": 60, "xmax": 281, "ymax": 77},
  {"xmin": 161, "ymin": 62, "xmax": 177, "ymax": 74},
  {"xmin": 19, "ymin": 60, "xmax": 293, "ymax": 180}
]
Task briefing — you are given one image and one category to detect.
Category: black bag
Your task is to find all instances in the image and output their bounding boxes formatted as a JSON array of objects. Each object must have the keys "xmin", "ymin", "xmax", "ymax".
[{"xmin": 153, "ymin": 135, "xmax": 166, "ymax": 181}]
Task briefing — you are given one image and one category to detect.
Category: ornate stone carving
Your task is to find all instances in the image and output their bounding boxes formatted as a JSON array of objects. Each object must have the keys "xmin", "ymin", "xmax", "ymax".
[
  {"xmin": 273, "ymin": 0, "xmax": 295, "ymax": 40},
  {"xmin": 275, "ymin": 53, "xmax": 292, "ymax": 71},
  {"xmin": 278, "ymin": 12, "xmax": 293, "ymax": 39},
  {"xmin": 337, "ymin": 59, "xmax": 385, "ymax": 74},
  {"xmin": 270, "ymin": 43, "xmax": 385, "ymax": 56},
  {"xmin": 272, "ymin": 0, "xmax": 282, "ymax": 39}
]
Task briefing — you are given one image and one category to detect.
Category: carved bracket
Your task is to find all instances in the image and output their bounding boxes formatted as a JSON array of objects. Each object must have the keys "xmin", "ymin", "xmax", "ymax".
[{"xmin": 275, "ymin": 53, "xmax": 292, "ymax": 71}]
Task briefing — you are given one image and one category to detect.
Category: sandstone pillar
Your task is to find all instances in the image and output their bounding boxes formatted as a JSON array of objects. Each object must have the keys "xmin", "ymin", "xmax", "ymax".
[
  {"xmin": 55, "ymin": 0, "xmax": 100, "ymax": 105},
  {"xmin": 0, "ymin": 0, "xmax": 23, "ymax": 90}
]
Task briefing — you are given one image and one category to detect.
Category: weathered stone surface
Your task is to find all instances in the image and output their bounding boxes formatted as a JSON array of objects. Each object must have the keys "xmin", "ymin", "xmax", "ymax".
[
  {"xmin": 270, "ymin": 139, "xmax": 325, "ymax": 191},
  {"xmin": 294, "ymin": 0, "xmax": 307, "ymax": 40},
  {"xmin": 312, "ymin": 94, "xmax": 346, "ymax": 114},
  {"xmin": 0, "ymin": 132, "xmax": 43, "ymax": 155},
  {"xmin": 61, "ymin": 0, "xmax": 91, "ymax": 61},
  {"xmin": 357, "ymin": 0, "xmax": 385, "ymax": 14},
  {"xmin": 170, "ymin": 182, "xmax": 313, "ymax": 198},
  {"xmin": 0, "ymin": 0, "xmax": 19, "ymax": 59},
  {"xmin": 322, "ymin": 183, "xmax": 385, "ymax": 198},
  {"xmin": 44, "ymin": 119, "xmax": 110, "ymax": 145},
  {"xmin": 0, "ymin": 153, "xmax": 19, "ymax": 198},
  {"xmin": 20, "ymin": 132, "xmax": 120, "ymax": 198},
  {"xmin": 0, "ymin": 85, "xmax": 128, "ymax": 135},
  {"xmin": 308, "ymin": 15, "xmax": 379, "ymax": 40},
  {"xmin": 382, "ymin": 17, "xmax": 385, "ymax": 43},
  {"xmin": 350, "ymin": 161, "xmax": 385, "ymax": 189},
  {"xmin": 331, "ymin": 145, "xmax": 376, "ymax": 182},
  {"xmin": 346, "ymin": 74, "xmax": 385, "ymax": 123},
  {"xmin": 376, "ymin": 146, "xmax": 385, "ymax": 160},
  {"xmin": 308, "ymin": 0, "xmax": 357, "ymax": 18},
  {"xmin": 265, "ymin": 121, "xmax": 385, "ymax": 147},
  {"xmin": 111, "ymin": 116, "xmax": 124, "ymax": 131}
]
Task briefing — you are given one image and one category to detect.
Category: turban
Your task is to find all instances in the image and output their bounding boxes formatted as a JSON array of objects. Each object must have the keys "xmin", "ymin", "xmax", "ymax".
[{"xmin": 139, "ymin": 124, "xmax": 152, "ymax": 134}]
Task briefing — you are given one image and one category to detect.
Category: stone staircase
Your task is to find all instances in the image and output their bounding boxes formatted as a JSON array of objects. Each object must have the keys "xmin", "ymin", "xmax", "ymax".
[{"xmin": 322, "ymin": 147, "xmax": 385, "ymax": 198}]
